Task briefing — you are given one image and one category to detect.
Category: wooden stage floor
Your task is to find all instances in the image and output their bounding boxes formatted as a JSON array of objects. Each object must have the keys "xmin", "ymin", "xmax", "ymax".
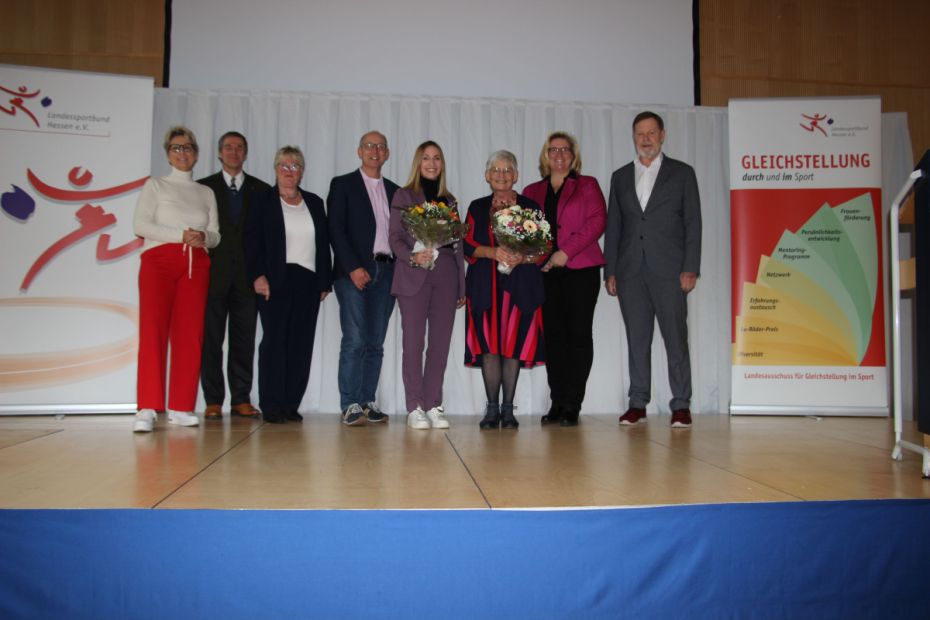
[{"xmin": 0, "ymin": 413, "xmax": 927, "ymax": 510}]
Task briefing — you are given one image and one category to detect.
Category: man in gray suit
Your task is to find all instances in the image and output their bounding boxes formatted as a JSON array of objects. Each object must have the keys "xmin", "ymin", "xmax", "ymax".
[{"xmin": 604, "ymin": 111, "xmax": 702, "ymax": 428}]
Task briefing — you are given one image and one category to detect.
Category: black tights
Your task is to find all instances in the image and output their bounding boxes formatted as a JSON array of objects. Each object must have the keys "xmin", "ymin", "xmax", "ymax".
[{"xmin": 481, "ymin": 354, "xmax": 520, "ymax": 405}]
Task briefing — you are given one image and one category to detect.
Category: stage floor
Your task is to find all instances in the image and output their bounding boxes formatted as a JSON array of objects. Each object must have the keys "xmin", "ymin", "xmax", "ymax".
[{"xmin": 0, "ymin": 413, "xmax": 927, "ymax": 509}]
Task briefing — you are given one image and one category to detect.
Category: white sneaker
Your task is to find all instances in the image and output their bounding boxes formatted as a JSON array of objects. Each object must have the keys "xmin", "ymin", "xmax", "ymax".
[
  {"xmin": 406, "ymin": 407, "xmax": 430, "ymax": 430},
  {"xmin": 425, "ymin": 406, "xmax": 450, "ymax": 429},
  {"xmin": 167, "ymin": 410, "xmax": 199, "ymax": 427},
  {"xmin": 133, "ymin": 409, "xmax": 156, "ymax": 433}
]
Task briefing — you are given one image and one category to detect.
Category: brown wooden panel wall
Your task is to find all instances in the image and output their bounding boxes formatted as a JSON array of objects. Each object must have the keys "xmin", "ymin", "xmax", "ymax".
[
  {"xmin": 0, "ymin": 0, "xmax": 164, "ymax": 86},
  {"xmin": 3, "ymin": 0, "xmax": 927, "ymax": 162},
  {"xmin": 701, "ymin": 0, "xmax": 930, "ymax": 163}
]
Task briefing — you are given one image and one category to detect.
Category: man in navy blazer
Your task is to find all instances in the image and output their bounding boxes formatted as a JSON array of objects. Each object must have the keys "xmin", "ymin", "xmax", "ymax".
[
  {"xmin": 198, "ymin": 131, "xmax": 270, "ymax": 420},
  {"xmin": 327, "ymin": 131, "xmax": 399, "ymax": 425},
  {"xmin": 604, "ymin": 111, "xmax": 702, "ymax": 429}
]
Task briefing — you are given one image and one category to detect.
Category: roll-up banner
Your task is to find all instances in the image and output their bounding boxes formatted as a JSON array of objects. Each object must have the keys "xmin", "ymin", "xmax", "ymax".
[
  {"xmin": 0, "ymin": 65, "xmax": 153, "ymax": 413},
  {"xmin": 729, "ymin": 97, "xmax": 886, "ymax": 416}
]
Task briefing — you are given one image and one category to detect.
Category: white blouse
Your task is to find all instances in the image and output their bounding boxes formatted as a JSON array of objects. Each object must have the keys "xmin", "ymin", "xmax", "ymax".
[
  {"xmin": 133, "ymin": 166, "xmax": 220, "ymax": 252},
  {"xmin": 281, "ymin": 197, "xmax": 317, "ymax": 272}
]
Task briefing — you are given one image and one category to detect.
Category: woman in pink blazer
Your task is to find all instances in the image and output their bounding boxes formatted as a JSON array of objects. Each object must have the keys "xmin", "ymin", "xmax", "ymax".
[{"xmin": 523, "ymin": 132, "xmax": 607, "ymax": 426}]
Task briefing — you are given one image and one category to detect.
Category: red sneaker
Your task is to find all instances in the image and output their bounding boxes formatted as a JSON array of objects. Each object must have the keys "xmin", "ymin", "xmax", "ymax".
[
  {"xmin": 619, "ymin": 408, "xmax": 647, "ymax": 425},
  {"xmin": 671, "ymin": 409, "xmax": 692, "ymax": 428}
]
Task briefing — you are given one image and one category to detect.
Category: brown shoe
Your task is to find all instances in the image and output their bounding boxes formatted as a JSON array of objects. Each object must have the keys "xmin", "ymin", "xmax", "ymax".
[
  {"xmin": 619, "ymin": 407, "xmax": 647, "ymax": 425},
  {"xmin": 671, "ymin": 408, "xmax": 692, "ymax": 428},
  {"xmin": 231, "ymin": 403, "xmax": 261, "ymax": 417},
  {"xmin": 204, "ymin": 404, "xmax": 223, "ymax": 419}
]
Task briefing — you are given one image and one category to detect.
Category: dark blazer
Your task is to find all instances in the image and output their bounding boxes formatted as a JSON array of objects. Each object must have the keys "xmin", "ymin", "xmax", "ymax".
[
  {"xmin": 604, "ymin": 155, "xmax": 702, "ymax": 281},
  {"xmin": 244, "ymin": 186, "xmax": 333, "ymax": 293},
  {"xmin": 388, "ymin": 187, "xmax": 465, "ymax": 299},
  {"xmin": 463, "ymin": 194, "xmax": 545, "ymax": 313},
  {"xmin": 327, "ymin": 169, "xmax": 399, "ymax": 280},
  {"xmin": 198, "ymin": 171, "xmax": 270, "ymax": 295}
]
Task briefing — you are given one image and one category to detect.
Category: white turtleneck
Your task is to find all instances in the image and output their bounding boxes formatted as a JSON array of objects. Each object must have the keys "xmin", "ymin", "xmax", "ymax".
[{"xmin": 133, "ymin": 166, "xmax": 221, "ymax": 252}]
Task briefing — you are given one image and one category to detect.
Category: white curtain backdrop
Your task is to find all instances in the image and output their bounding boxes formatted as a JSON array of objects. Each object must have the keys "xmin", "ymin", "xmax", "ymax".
[{"xmin": 152, "ymin": 90, "xmax": 913, "ymax": 417}]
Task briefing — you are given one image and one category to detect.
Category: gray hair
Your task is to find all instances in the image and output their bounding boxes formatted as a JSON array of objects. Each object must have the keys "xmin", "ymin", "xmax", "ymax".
[
  {"xmin": 485, "ymin": 149, "xmax": 518, "ymax": 173},
  {"xmin": 163, "ymin": 125, "xmax": 198, "ymax": 154},
  {"xmin": 358, "ymin": 130, "xmax": 388, "ymax": 149},
  {"xmin": 274, "ymin": 145, "xmax": 305, "ymax": 170}
]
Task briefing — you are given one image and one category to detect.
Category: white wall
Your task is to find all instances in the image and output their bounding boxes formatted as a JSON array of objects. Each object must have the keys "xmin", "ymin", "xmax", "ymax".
[{"xmin": 170, "ymin": 0, "xmax": 694, "ymax": 105}]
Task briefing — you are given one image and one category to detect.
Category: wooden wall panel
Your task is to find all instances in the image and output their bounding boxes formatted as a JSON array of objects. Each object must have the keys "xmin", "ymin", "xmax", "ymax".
[
  {"xmin": 701, "ymin": 0, "xmax": 930, "ymax": 163},
  {"xmin": 0, "ymin": 0, "xmax": 164, "ymax": 86},
  {"xmin": 3, "ymin": 0, "xmax": 927, "ymax": 161}
]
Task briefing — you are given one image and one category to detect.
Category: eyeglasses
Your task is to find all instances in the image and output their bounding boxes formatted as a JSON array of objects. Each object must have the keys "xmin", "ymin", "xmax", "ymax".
[
  {"xmin": 361, "ymin": 142, "xmax": 388, "ymax": 151},
  {"xmin": 169, "ymin": 144, "xmax": 196, "ymax": 154},
  {"xmin": 276, "ymin": 163, "xmax": 303, "ymax": 172},
  {"xmin": 489, "ymin": 167, "xmax": 515, "ymax": 176},
  {"xmin": 547, "ymin": 146, "xmax": 572, "ymax": 155}
]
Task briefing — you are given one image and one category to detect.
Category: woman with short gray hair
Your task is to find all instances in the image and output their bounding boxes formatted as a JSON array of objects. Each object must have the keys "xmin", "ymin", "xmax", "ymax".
[
  {"xmin": 245, "ymin": 146, "xmax": 333, "ymax": 423},
  {"xmin": 463, "ymin": 150, "xmax": 546, "ymax": 430},
  {"xmin": 132, "ymin": 125, "xmax": 219, "ymax": 432}
]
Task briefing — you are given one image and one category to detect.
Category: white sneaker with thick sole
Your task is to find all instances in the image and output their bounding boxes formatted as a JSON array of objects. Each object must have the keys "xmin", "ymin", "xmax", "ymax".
[
  {"xmin": 133, "ymin": 409, "xmax": 156, "ymax": 433},
  {"xmin": 167, "ymin": 410, "xmax": 199, "ymax": 427},
  {"xmin": 425, "ymin": 406, "xmax": 450, "ymax": 429},
  {"xmin": 406, "ymin": 407, "xmax": 430, "ymax": 430}
]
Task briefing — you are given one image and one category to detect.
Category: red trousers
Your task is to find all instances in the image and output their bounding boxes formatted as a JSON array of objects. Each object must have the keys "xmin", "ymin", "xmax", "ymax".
[{"xmin": 137, "ymin": 243, "xmax": 210, "ymax": 411}]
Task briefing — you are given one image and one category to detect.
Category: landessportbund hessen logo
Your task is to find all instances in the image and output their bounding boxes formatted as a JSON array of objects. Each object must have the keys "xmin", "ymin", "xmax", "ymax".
[
  {"xmin": 800, "ymin": 113, "xmax": 833, "ymax": 137},
  {"xmin": 1, "ymin": 83, "xmax": 53, "ymax": 128}
]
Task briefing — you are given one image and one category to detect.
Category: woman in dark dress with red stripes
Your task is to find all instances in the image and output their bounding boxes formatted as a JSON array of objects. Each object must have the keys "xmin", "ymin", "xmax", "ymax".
[{"xmin": 463, "ymin": 150, "xmax": 545, "ymax": 429}]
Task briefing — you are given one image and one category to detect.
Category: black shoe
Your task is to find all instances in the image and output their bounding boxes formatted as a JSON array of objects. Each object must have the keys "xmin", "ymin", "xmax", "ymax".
[
  {"xmin": 363, "ymin": 402, "xmax": 389, "ymax": 423},
  {"xmin": 342, "ymin": 404, "xmax": 367, "ymax": 426},
  {"xmin": 541, "ymin": 403, "xmax": 564, "ymax": 425},
  {"xmin": 263, "ymin": 409, "xmax": 286, "ymax": 424},
  {"xmin": 479, "ymin": 403, "xmax": 501, "ymax": 429},
  {"xmin": 500, "ymin": 403, "xmax": 519, "ymax": 430},
  {"xmin": 285, "ymin": 408, "xmax": 303, "ymax": 422},
  {"xmin": 559, "ymin": 406, "xmax": 580, "ymax": 427}
]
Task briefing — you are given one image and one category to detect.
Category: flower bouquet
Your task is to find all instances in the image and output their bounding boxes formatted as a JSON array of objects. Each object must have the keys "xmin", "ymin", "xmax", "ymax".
[
  {"xmin": 491, "ymin": 205, "xmax": 552, "ymax": 273},
  {"xmin": 401, "ymin": 200, "xmax": 469, "ymax": 270}
]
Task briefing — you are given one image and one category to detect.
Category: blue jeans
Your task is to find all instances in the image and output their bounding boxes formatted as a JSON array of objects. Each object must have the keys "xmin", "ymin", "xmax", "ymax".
[{"xmin": 333, "ymin": 262, "xmax": 396, "ymax": 410}]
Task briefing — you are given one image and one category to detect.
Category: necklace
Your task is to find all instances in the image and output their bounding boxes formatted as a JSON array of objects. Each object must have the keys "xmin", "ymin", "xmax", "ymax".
[{"xmin": 491, "ymin": 191, "xmax": 516, "ymax": 210}]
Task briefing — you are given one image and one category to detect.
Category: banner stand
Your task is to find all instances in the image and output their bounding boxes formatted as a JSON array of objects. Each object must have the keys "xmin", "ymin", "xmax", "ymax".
[
  {"xmin": 889, "ymin": 153, "xmax": 930, "ymax": 476},
  {"xmin": 728, "ymin": 97, "xmax": 887, "ymax": 417},
  {"xmin": 0, "ymin": 65, "xmax": 152, "ymax": 414},
  {"xmin": 730, "ymin": 405, "xmax": 888, "ymax": 416}
]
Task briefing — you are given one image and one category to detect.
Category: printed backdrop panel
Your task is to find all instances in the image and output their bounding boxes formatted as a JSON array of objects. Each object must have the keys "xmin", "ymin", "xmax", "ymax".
[
  {"xmin": 0, "ymin": 65, "xmax": 152, "ymax": 412},
  {"xmin": 729, "ymin": 98, "xmax": 886, "ymax": 415}
]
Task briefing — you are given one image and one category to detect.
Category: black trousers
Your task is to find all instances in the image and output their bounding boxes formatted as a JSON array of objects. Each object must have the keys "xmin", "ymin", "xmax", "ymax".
[
  {"xmin": 256, "ymin": 264, "xmax": 322, "ymax": 415},
  {"xmin": 541, "ymin": 266, "xmax": 601, "ymax": 410},
  {"xmin": 200, "ymin": 278, "xmax": 258, "ymax": 406}
]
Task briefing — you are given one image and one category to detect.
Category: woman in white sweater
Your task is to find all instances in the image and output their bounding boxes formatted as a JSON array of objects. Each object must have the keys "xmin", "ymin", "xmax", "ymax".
[{"xmin": 132, "ymin": 126, "xmax": 220, "ymax": 432}]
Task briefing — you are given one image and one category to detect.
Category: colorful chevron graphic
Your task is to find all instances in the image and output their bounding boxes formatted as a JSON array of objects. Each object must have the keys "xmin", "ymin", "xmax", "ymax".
[{"xmin": 733, "ymin": 192, "xmax": 877, "ymax": 366}]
